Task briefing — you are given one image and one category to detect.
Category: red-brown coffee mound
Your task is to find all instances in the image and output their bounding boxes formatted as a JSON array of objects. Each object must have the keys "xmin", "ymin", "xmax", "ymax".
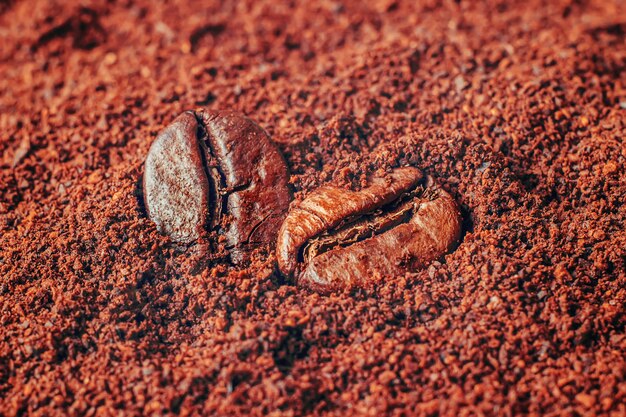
[{"xmin": 0, "ymin": 1, "xmax": 624, "ymax": 415}]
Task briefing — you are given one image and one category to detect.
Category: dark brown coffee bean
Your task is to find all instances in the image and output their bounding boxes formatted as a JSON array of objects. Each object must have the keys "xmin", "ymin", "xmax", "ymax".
[
  {"xmin": 143, "ymin": 109, "xmax": 291, "ymax": 262},
  {"xmin": 276, "ymin": 167, "xmax": 461, "ymax": 292}
]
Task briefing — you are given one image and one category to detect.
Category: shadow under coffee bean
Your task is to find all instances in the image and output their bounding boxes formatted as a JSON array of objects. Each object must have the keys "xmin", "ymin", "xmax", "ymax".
[
  {"xmin": 142, "ymin": 109, "xmax": 291, "ymax": 263},
  {"xmin": 276, "ymin": 167, "xmax": 462, "ymax": 293}
]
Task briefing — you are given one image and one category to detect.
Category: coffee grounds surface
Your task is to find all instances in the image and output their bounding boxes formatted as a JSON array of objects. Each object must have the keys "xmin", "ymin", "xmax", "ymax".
[{"xmin": 1, "ymin": 0, "xmax": 625, "ymax": 415}]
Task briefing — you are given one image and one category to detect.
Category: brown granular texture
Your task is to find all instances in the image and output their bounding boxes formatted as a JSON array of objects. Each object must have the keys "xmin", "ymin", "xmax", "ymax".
[{"xmin": 1, "ymin": 0, "xmax": 625, "ymax": 415}]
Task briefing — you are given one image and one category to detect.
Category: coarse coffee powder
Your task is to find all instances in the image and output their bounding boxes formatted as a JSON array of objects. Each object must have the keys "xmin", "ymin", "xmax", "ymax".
[{"xmin": 0, "ymin": 1, "xmax": 625, "ymax": 415}]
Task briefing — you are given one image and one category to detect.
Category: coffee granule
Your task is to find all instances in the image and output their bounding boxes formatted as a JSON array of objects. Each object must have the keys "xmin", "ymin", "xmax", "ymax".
[{"xmin": 1, "ymin": 1, "xmax": 625, "ymax": 416}]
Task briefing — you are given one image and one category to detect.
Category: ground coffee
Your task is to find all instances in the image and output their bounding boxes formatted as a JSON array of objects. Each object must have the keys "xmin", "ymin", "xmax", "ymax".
[{"xmin": 0, "ymin": 0, "xmax": 624, "ymax": 416}]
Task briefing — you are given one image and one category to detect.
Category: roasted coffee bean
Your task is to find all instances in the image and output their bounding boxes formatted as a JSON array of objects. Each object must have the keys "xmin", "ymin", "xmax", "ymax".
[
  {"xmin": 143, "ymin": 109, "xmax": 291, "ymax": 262},
  {"xmin": 276, "ymin": 167, "xmax": 461, "ymax": 292}
]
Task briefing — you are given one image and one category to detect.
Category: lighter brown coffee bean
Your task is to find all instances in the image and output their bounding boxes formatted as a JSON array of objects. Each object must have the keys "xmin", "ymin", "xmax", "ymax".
[{"xmin": 276, "ymin": 167, "xmax": 462, "ymax": 292}]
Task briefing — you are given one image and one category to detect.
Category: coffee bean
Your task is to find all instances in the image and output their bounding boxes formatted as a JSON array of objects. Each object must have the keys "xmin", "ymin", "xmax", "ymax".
[
  {"xmin": 143, "ymin": 109, "xmax": 291, "ymax": 262},
  {"xmin": 276, "ymin": 167, "xmax": 461, "ymax": 292}
]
